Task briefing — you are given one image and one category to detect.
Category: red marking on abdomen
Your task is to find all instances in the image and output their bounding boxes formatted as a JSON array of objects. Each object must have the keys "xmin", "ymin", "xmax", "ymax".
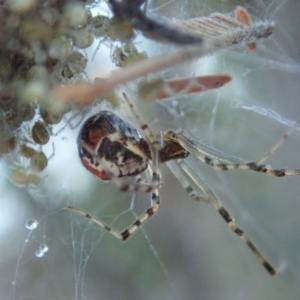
[{"xmin": 81, "ymin": 157, "xmax": 111, "ymax": 180}]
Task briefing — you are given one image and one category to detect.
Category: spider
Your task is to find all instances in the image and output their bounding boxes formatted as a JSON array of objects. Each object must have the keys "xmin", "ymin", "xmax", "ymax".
[{"xmin": 68, "ymin": 92, "xmax": 300, "ymax": 276}]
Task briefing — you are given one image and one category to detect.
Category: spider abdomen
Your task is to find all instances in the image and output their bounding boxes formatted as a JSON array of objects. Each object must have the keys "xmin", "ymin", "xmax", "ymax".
[{"xmin": 78, "ymin": 111, "xmax": 150, "ymax": 180}]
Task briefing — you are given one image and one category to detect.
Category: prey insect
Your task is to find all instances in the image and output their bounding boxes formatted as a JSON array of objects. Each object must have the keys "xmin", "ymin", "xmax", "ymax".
[{"xmin": 68, "ymin": 93, "xmax": 300, "ymax": 275}]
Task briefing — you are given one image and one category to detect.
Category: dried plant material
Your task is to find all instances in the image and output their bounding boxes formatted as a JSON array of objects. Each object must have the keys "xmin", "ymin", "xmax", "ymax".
[
  {"xmin": 51, "ymin": 42, "xmax": 213, "ymax": 107},
  {"xmin": 138, "ymin": 74, "xmax": 232, "ymax": 101},
  {"xmin": 136, "ymin": 14, "xmax": 203, "ymax": 44},
  {"xmin": 0, "ymin": 136, "xmax": 16, "ymax": 155},
  {"xmin": 111, "ymin": 43, "xmax": 147, "ymax": 67},
  {"xmin": 52, "ymin": 10, "xmax": 273, "ymax": 107},
  {"xmin": 235, "ymin": 7, "xmax": 252, "ymax": 26},
  {"xmin": 235, "ymin": 6, "xmax": 256, "ymax": 51},
  {"xmin": 108, "ymin": 0, "xmax": 203, "ymax": 45},
  {"xmin": 9, "ymin": 168, "xmax": 40, "ymax": 187},
  {"xmin": 108, "ymin": 0, "xmax": 265, "ymax": 48},
  {"xmin": 172, "ymin": 7, "xmax": 273, "ymax": 50}
]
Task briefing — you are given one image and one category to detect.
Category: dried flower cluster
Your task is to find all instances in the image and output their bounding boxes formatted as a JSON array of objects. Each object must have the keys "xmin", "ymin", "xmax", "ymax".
[{"xmin": 0, "ymin": 0, "xmax": 95, "ymax": 184}]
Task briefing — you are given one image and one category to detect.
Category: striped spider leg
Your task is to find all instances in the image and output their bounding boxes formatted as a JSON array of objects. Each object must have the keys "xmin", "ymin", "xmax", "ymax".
[
  {"xmin": 164, "ymin": 119, "xmax": 300, "ymax": 177},
  {"xmin": 68, "ymin": 94, "xmax": 188, "ymax": 240},
  {"xmin": 69, "ymin": 91, "xmax": 299, "ymax": 273},
  {"xmin": 167, "ymin": 159, "xmax": 277, "ymax": 275},
  {"xmin": 164, "ymin": 121, "xmax": 300, "ymax": 275},
  {"xmin": 123, "ymin": 95, "xmax": 299, "ymax": 274}
]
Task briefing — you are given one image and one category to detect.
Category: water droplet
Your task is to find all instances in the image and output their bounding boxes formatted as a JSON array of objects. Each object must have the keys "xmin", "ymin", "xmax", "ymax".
[
  {"xmin": 61, "ymin": 136, "xmax": 68, "ymax": 142},
  {"xmin": 39, "ymin": 244, "xmax": 49, "ymax": 253},
  {"xmin": 25, "ymin": 219, "xmax": 38, "ymax": 230},
  {"xmin": 35, "ymin": 250, "xmax": 44, "ymax": 258}
]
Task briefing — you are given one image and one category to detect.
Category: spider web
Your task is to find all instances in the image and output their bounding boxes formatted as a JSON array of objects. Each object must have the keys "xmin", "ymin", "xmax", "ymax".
[{"xmin": 1, "ymin": 0, "xmax": 300, "ymax": 300}]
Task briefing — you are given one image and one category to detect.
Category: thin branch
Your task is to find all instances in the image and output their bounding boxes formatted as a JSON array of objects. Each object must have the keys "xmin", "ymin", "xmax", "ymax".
[{"xmin": 51, "ymin": 10, "xmax": 274, "ymax": 107}]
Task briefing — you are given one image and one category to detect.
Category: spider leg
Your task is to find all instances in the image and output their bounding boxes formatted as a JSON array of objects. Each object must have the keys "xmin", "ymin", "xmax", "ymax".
[
  {"xmin": 122, "ymin": 93, "xmax": 158, "ymax": 145},
  {"xmin": 167, "ymin": 160, "xmax": 210, "ymax": 202},
  {"xmin": 122, "ymin": 92, "xmax": 163, "ymax": 188},
  {"xmin": 68, "ymin": 188, "xmax": 160, "ymax": 241},
  {"xmin": 74, "ymin": 109, "xmax": 163, "ymax": 238},
  {"xmin": 165, "ymin": 121, "xmax": 300, "ymax": 177},
  {"xmin": 167, "ymin": 159, "xmax": 276, "ymax": 275},
  {"xmin": 111, "ymin": 168, "xmax": 162, "ymax": 193},
  {"xmin": 256, "ymin": 120, "xmax": 300, "ymax": 165}
]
